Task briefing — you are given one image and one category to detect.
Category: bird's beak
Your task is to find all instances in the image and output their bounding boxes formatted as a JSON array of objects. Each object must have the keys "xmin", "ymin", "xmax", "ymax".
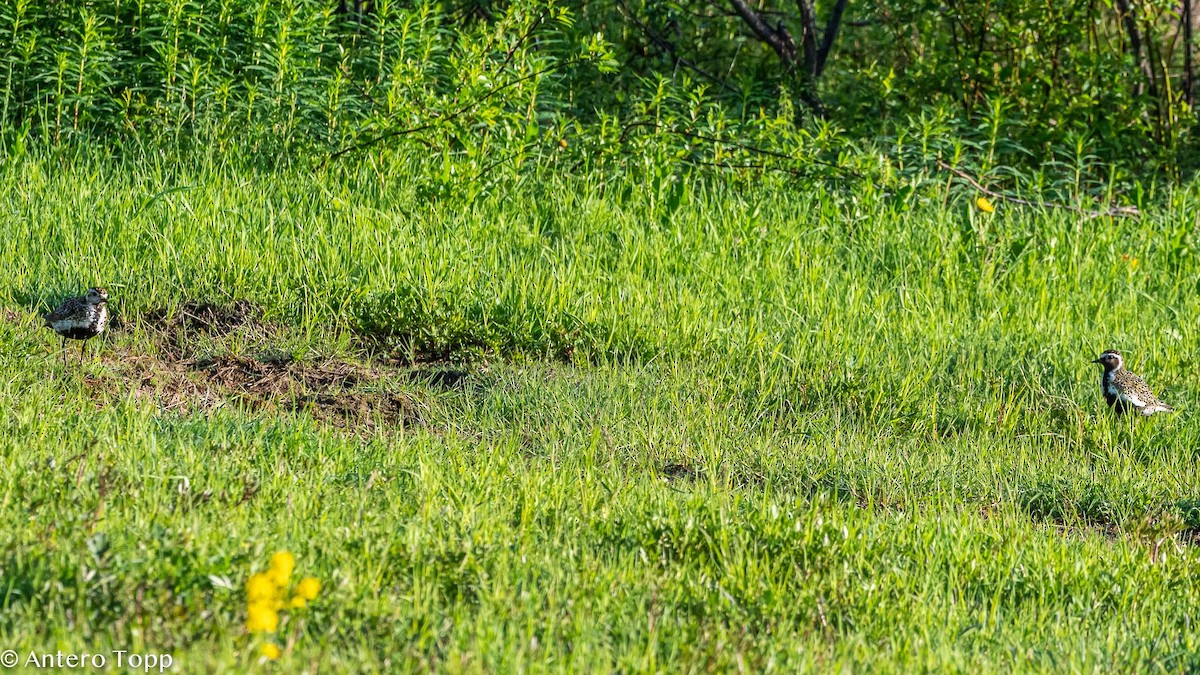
[{"xmin": 1090, "ymin": 358, "xmax": 1100, "ymax": 363}]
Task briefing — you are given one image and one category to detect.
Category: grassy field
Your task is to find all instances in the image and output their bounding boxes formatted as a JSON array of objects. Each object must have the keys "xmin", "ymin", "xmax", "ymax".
[{"xmin": 1, "ymin": 148, "xmax": 1200, "ymax": 672}]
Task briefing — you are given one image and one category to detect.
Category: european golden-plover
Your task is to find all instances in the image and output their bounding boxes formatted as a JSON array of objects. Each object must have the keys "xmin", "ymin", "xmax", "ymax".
[
  {"xmin": 1091, "ymin": 350, "xmax": 1172, "ymax": 416},
  {"xmin": 43, "ymin": 287, "xmax": 109, "ymax": 365}
]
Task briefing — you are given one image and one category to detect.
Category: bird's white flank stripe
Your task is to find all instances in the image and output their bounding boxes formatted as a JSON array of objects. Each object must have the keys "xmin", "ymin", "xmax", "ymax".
[{"xmin": 1119, "ymin": 390, "xmax": 1146, "ymax": 408}]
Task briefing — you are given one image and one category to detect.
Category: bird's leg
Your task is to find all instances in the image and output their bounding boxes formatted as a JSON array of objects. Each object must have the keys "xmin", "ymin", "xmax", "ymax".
[
  {"xmin": 61, "ymin": 337, "xmax": 67, "ymax": 368},
  {"xmin": 80, "ymin": 340, "xmax": 86, "ymax": 365}
]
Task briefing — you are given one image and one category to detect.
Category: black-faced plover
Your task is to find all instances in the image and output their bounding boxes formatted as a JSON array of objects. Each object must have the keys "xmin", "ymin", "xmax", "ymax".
[
  {"xmin": 43, "ymin": 287, "xmax": 109, "ymax": 365},
  {"xmin": 1091, "ymin": 350, "xmax": 1172, "ymax": 416}
]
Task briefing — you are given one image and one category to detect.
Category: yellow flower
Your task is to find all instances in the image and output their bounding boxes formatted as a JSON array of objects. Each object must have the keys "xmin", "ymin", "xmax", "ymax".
[
  {"xmin": 289, "ymin": 596, "xmax": 307, "ymax": 609},
  {"xmin": 295, "ymin": 577, "xmax": 321, "ymax": 601},
  {"xmin": 246, "ymin": 573, "xmax": 276, "ymax": 603},
  {"xmin": 268, "ymin": 551, "xmax": 295, "ymax": 586},
  {"xmin": 259, "ymin": 643, "xmax": 281, "ymax": 660},
  {"xmin": 975, "ymin": 196, "xmax": 995, "ymax": 213},
  {"xmin": 246, "ymin": 602, "xmax": 279, "ymax": 634}
]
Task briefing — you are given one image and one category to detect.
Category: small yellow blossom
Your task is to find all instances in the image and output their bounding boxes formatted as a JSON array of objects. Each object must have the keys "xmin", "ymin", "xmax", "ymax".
[
  {"xmin": 259, "ymin": 643, "xmax": 281, "ymax": 660},
  {"xmin": 246, "ymin": 603, "xmax": 279, "ymax": 634},
  {"xmin": 295, "ymin": 577, "xmax": 321, "ymax": 601},
  {"xmin": 246, "ymin": 573, "xmax": 276, "ymax": 603},
  {"xmin": 268, "ymin": 551, "xmax": 295, "ymax": 586},
  {"xmin": 244, "ymin": 552, "xmax": 318, "ymax": 645},
  {"xmin": 975, "ymin": 196, "xmax": 995, "ymax": 213}
]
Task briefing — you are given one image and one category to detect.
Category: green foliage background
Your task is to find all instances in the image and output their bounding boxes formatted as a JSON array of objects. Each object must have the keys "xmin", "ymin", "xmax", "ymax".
[{"xmin": 1, "ymin": 0, "xmax": 1197, "ymax": 188}]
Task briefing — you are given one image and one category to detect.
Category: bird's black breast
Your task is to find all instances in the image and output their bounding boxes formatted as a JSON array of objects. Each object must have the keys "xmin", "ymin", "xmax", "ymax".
[{"xmin": 56, "ymin": 327, "xmax": 100, "ymax": 340}]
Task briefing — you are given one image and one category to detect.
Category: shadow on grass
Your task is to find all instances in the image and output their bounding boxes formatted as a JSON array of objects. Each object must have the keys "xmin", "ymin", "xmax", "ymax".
[{"xmin": 352, "ymin": 285, "xmax": 656, "ymax": 365}]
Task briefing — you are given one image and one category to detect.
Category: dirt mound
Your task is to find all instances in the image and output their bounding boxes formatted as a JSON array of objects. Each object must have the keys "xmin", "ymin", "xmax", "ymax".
[
  {"xmin": 193, "ymin": 352, "xmax": 361, "ymax": 391},
  {"xmin": 88, "ymin": 298, "xmax": 437, "ymax": 433},
  {"xmin": 91, "ymin": 350, "xmax": 424, "ymax": 432},
  {"xmin": 72, "ymin": 300, "xmax": 471, "ymax": 432},
  {"xmin": 190, "ymin": 354, "xmax": 422, "ymax": 430}
]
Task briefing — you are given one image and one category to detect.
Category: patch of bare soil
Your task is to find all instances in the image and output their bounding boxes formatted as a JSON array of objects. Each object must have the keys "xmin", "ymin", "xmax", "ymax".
[
  {"xmin": 83, "ymin": 301, "xmax": 451, "ymax": 432},
  {"xmin": 660, "ymin": 462, "xmax": 702, "ymax": 482},
  {"xmin": 92, "ymin": 350, "xmax": 425, "ymax": 432}
]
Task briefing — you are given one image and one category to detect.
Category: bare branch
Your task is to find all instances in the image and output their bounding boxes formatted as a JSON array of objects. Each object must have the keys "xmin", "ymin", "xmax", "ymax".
[
  {"xmin": 617, "ymin": 0, "xmax": 739, "ymax": 93},
  {"xmin": 619, "ymin": 120, "xmax": 868, "ymax": 181},
  {"xmin": 1114, "ymin": 0, "xmax": 1156, "ymax": 98},
  {"xmin": 729, "ymin": 0, "xmax": 797, "ymax": 65},
  {"xmin": 815, "ymin": 0, "xmax": 849, "ymax": 76},
  {"xmin": 322, "ymin": 58, "xmax": 586, "ymax": 168},
  {"xmin": 1185, "ymin": 0, "xmax": 1195, "ymax": 107},
  {"xmin": 796, "ymin": 0, "xmax": 819, "ymax": 76},
  {"xmin": 937, "ymin": 161, "xmax": 1140, "ymax": 219}
]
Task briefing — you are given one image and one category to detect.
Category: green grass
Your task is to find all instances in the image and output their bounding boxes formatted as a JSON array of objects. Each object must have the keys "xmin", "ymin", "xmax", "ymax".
[{"xmin": 2, "ymin": 148, "xmax": 1200, "ymax": 672}]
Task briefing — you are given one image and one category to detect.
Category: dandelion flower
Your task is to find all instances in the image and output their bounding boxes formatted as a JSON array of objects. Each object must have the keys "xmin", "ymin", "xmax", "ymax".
[
  {"xmin": 246, "ymin": 573, "xmax": 276, "ymax": 603},
  {"xmin": 246, "ymin": 603, "xmax": 279, "ymax": 634},
  {"xmin": 975, "ymin": 196, "xmax": 995, "ymax": 213},
  {"xmin": 290, "ymin": 596, "xmax": 307, "ymax": 609},
  {"xmin": 259, "ymin": 643, "xmax": 281, "ymax": 660},
  {"xmin": 295, "ymin": 577, "xmax": 321, "ymax": 601},
  {"xmin": 268, "ymin": 551, "xmax": 295, "ymax": 586}
]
